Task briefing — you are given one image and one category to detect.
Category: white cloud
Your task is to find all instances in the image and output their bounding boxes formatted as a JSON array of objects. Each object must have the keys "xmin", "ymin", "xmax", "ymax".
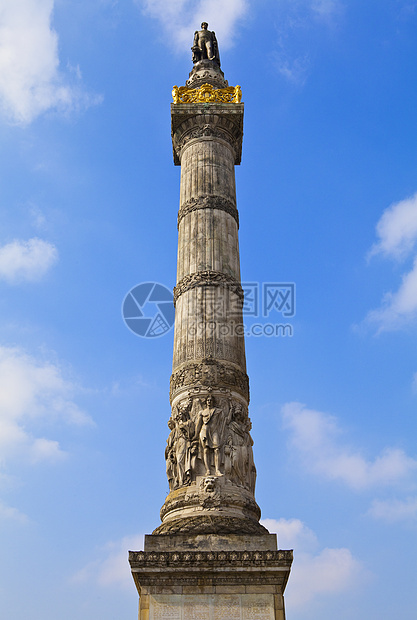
[
  {"xmin": 369, "ymin": 192, "xmax": 417, "ymax": 261},
  {"xmin": 0, "ymin": 238, "xmax": 58, "ymax": 283},
  {"xmin": 364, "ymin": 192, "xmax": 417, "ymax": 331},
  {"xmin": 365, "ymin": 256, "xmax": 417, "ymax": 331},
  {"xmin": 139, "ymin": 0, "xmax": 248, "ymax": 52},
  {"xmin": 0, "ymin": 346, "xmax": 93, "ymax": 466},
  {"xmin": 73, "ymin": 534, "xmax": 144, "ymax": 589},
  {"xmin": 0, "ymin": 0, "xmax": 101, "ymax": 125},
  {"xmin": 27, "ymin": 204, "xmax": 47, "ymax": 231},
  {"xmin": 367, "ymin": 496, "xmax": 417, "ymax": 523},
  {"xmin": 261, "ymin": 518, "xmax": 363, "ymax": 609},
  {"xmin": 0, "ymin": 499, "xmax": 29, "ymax": 524},
  {"xmin": 282, "ymin": 402, "xmax": 417, "ymax": 490},
  {"xmin": 262, "ymin": 517, "xmax": 318, "ymax": 552}
]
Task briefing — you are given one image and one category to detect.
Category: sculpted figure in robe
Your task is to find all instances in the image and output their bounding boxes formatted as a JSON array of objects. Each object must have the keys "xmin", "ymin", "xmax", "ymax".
[
  {"xmin": 174, "ymin": 398, "xmax": 194, "ymax": 487},
  {"xmin": 196, "ymin": 395, "xmax": 224, "ymax": 476},
  {"xmin": 226, "ymin": 401, "xmax": 257, "ymax": 493},
  {"xmin": 165, "ymin": 417, "xmax": 177, "ymax": 490}
]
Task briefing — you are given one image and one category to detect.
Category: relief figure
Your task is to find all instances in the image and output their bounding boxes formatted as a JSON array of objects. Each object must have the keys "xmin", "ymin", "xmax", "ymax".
[
  {"xmin": 174, "ymin": 398, "xmax": 194, "ymax": 487},
  {"xmin": 195, "ymin": 395, "xmax": 224, "ymax": 476}
]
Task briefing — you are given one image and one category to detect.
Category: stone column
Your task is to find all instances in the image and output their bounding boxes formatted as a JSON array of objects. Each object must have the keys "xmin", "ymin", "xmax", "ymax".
[
  {"xmin": 130, "ymin": 50, "xmax": 292, "ymax": 620},
  {"xmin": 156, "ymin": 83, "xmax": 264, "ymax": 535}
]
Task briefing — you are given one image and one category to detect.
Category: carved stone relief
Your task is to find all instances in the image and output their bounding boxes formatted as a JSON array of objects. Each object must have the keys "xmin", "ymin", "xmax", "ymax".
[
  {"xmin": 198, "ymin": 475, "xmax": 221, "ymax": 508},
  {"xmin": 170, "ymin": 360, "xmax": 250, "ymax": 402},
  {"xmin": 171, "ymin": 113, "xmax": 243, "ymax": 165},
  {"xmin": 165, "ymin": 394, "xmax": 256, "ymax": 494},
  {"xmin": 177, "ymin": 195, "xmax": 239, "ymax": 229},
  {"xmin": 173, "ymin": 125, "xmax": 238, "ymax": 160},
  {"xmin": 173, "ymin": 270, "xmax": 243, "ymax": 305}
]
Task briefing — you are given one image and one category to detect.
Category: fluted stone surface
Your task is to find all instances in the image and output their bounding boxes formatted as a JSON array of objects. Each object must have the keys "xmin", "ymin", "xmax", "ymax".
[{"xmin": 156, "ymin": 94, "xmax": 267, "ymax": 535}]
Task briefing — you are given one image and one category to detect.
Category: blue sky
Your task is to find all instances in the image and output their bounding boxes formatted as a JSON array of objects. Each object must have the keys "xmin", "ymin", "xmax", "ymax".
[{"xmin": 0, "ymin": 1, "xmax": 416, "ymax": 618}]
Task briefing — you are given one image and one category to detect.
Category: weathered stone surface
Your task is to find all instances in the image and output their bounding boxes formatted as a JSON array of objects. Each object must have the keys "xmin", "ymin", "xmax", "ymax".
[
  {"xmin": 171, "ymin": 104, "xmax": 244, "ymax": 166},
  {"xmin": 177, "ymin": 195, "xmax": 239, "ymax": 229},
  {"xmin": 143, "ymin": 533, "xmax": 278, "ymax": 552},
  {"xmin": 164, "ymin": 397, "xmax": 257, "ymax": 494},
  {"xmin": 159, "ymin": 91, "xmax": 259, "ymax": 530},
  {"xmin": 170, "ymin": 360, "xmax": 250, "ymax": 404},
  {"xmin": 129, "ymin": 533, "xmax": 292, "ymax": 620},
  {"xmin": 137, "ymin": 593, "xmax": 278, "ymax": 620},
  {"xmin": 186, "ymin": 60, "xmax": 228, "ymax": 90},
  {"xmin": 152, "ymin": 516, "xmax": 268, "ymax": 536}
]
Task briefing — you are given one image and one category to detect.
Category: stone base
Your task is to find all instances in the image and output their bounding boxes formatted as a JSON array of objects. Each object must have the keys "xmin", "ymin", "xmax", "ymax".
[
  {"xmin": 129, "ymin": 534, "xmax": 292, "ymax": 620},
  {"xmin": 186, "ymin": 60, "xmax": 228, "ymax": 90},
  {"xmin": 158, "ymin": 476, "xmax": 263, "ymax": 534},
  {"xmin": 152, "ymin": 515, "xmax": 268, "ymax": 536}
]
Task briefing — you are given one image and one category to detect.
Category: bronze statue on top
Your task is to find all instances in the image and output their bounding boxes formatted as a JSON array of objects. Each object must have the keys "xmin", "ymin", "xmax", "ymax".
[{"xmin": 192, "ymin": 22, "xmax": 220, "ymax": 65}]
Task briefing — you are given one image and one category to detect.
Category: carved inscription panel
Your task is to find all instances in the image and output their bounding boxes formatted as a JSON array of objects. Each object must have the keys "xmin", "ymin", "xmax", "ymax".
[
  {"xmin": 149, "ymin": 594, "xmax": 274, "ymax": 620},
  {"xmin": 184, "ymin": 600, "xmax": 210, "ymax": 620},
  {"xmin": 152, "ymin": 598, "xmax": 181, "ymax": 620},
  {"xmin": 242, "ymin": 595, "xmax": 274, "ymax": 620},
  {"xmin": 213, "ymin": 595, "xmax": 240, "ymax": 620}
]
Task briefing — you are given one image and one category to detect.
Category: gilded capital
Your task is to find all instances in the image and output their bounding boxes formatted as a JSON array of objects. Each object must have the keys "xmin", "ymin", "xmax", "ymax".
[{"xmin": 172, "ymin": 83, "xmax": 243, "ymax": 104}]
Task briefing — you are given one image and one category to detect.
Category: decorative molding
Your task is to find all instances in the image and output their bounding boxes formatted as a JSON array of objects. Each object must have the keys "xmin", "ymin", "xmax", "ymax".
[
  {"xmin": 175, "ymin": 338, "xmax": 246, "ymax": 368},
  {"xmin": 178, "ymin": 195, "xmax": 239, "ymax": 228},
  {"xmin": 132, "ymin": 573, "xmax": 289, "ymax": 588},
  {"xmin": 172, "ymin": 83, "xmax": 242, "ymax": 104},
  {"xmin": 129, "ymin": 549, "xmax": 293, "ymax": 567},
  {"xmin": 151, "ymin": 515, "xmax": 267, "ymax": 536},
  {"xmin": 171, "ymin": 110, "xmax": 244, "ymax": 166},
  {"xmin": 159, "ymin": 483, "xmax": 261, "ymax": 522},
  {"xmin": 174, "ymin": 125, "xmax": 239, "ymax": 160},
  {"xmin": 174, "ymin": 270, "xmax": 243, "ymax": 305},
  {"xmin": 170, "ymin": 359, "xmax": 249, "ymax": 403}
]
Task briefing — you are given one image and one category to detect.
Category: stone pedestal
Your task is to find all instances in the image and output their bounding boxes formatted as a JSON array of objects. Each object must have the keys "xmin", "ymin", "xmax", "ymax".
[{"xmin": 130, "ymin": 534, "xmax": 292, "ymax": 620}]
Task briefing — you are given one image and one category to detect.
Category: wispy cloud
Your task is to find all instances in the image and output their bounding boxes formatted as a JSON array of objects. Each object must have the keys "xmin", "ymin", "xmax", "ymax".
[
  {"xmin": 282, "ymin": 402, "xmax": 417, "ymax": 490},
  {"xmin": 365, "ymin": 192, "xmax": 417, "ymax": 331},
  {"xmin": 367, "ymin": 496, "xmax": 417, "ymax": 523},
  {"xmin": 272, "ymin": 0, "xmax": 343, "ymax": 84},
  {"xmin": 73, "ymin": 534, "xmax": 144, "ymax": 589},
  {"xmin": 311, "ymin": 0, "xmax": 343, "ymax": 22},
  {"xmin": 261, "ymin": 517, "xmax": 363, "ymax": 609},
  {"xmin": 369, "ymin": 192, "xmax": 417, "ymax": 261},
  {"xmin": 0, "ymin": 499, "xmax": 29, "ymax": 524},
  {"xmin": 0, "ymin": 0, "xmax": 101, "ymax": 125},
  {"xmin": 273, "ymin": 53, "xmax": 310, "ymax": 85},
  {"xmin": 0, "ymin": 238, "xmax": 58, "ymax": 283},
  {"xmin": 365, "ymin": 257, "xmax": 417, "ymax": 330},
  {"xmin": 0, "ymin": 346, "xmax": 93, "ymax": 467},
  {"xmin": 139, "ymin": 0, "xmax": 248, "ymax": 52}
]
